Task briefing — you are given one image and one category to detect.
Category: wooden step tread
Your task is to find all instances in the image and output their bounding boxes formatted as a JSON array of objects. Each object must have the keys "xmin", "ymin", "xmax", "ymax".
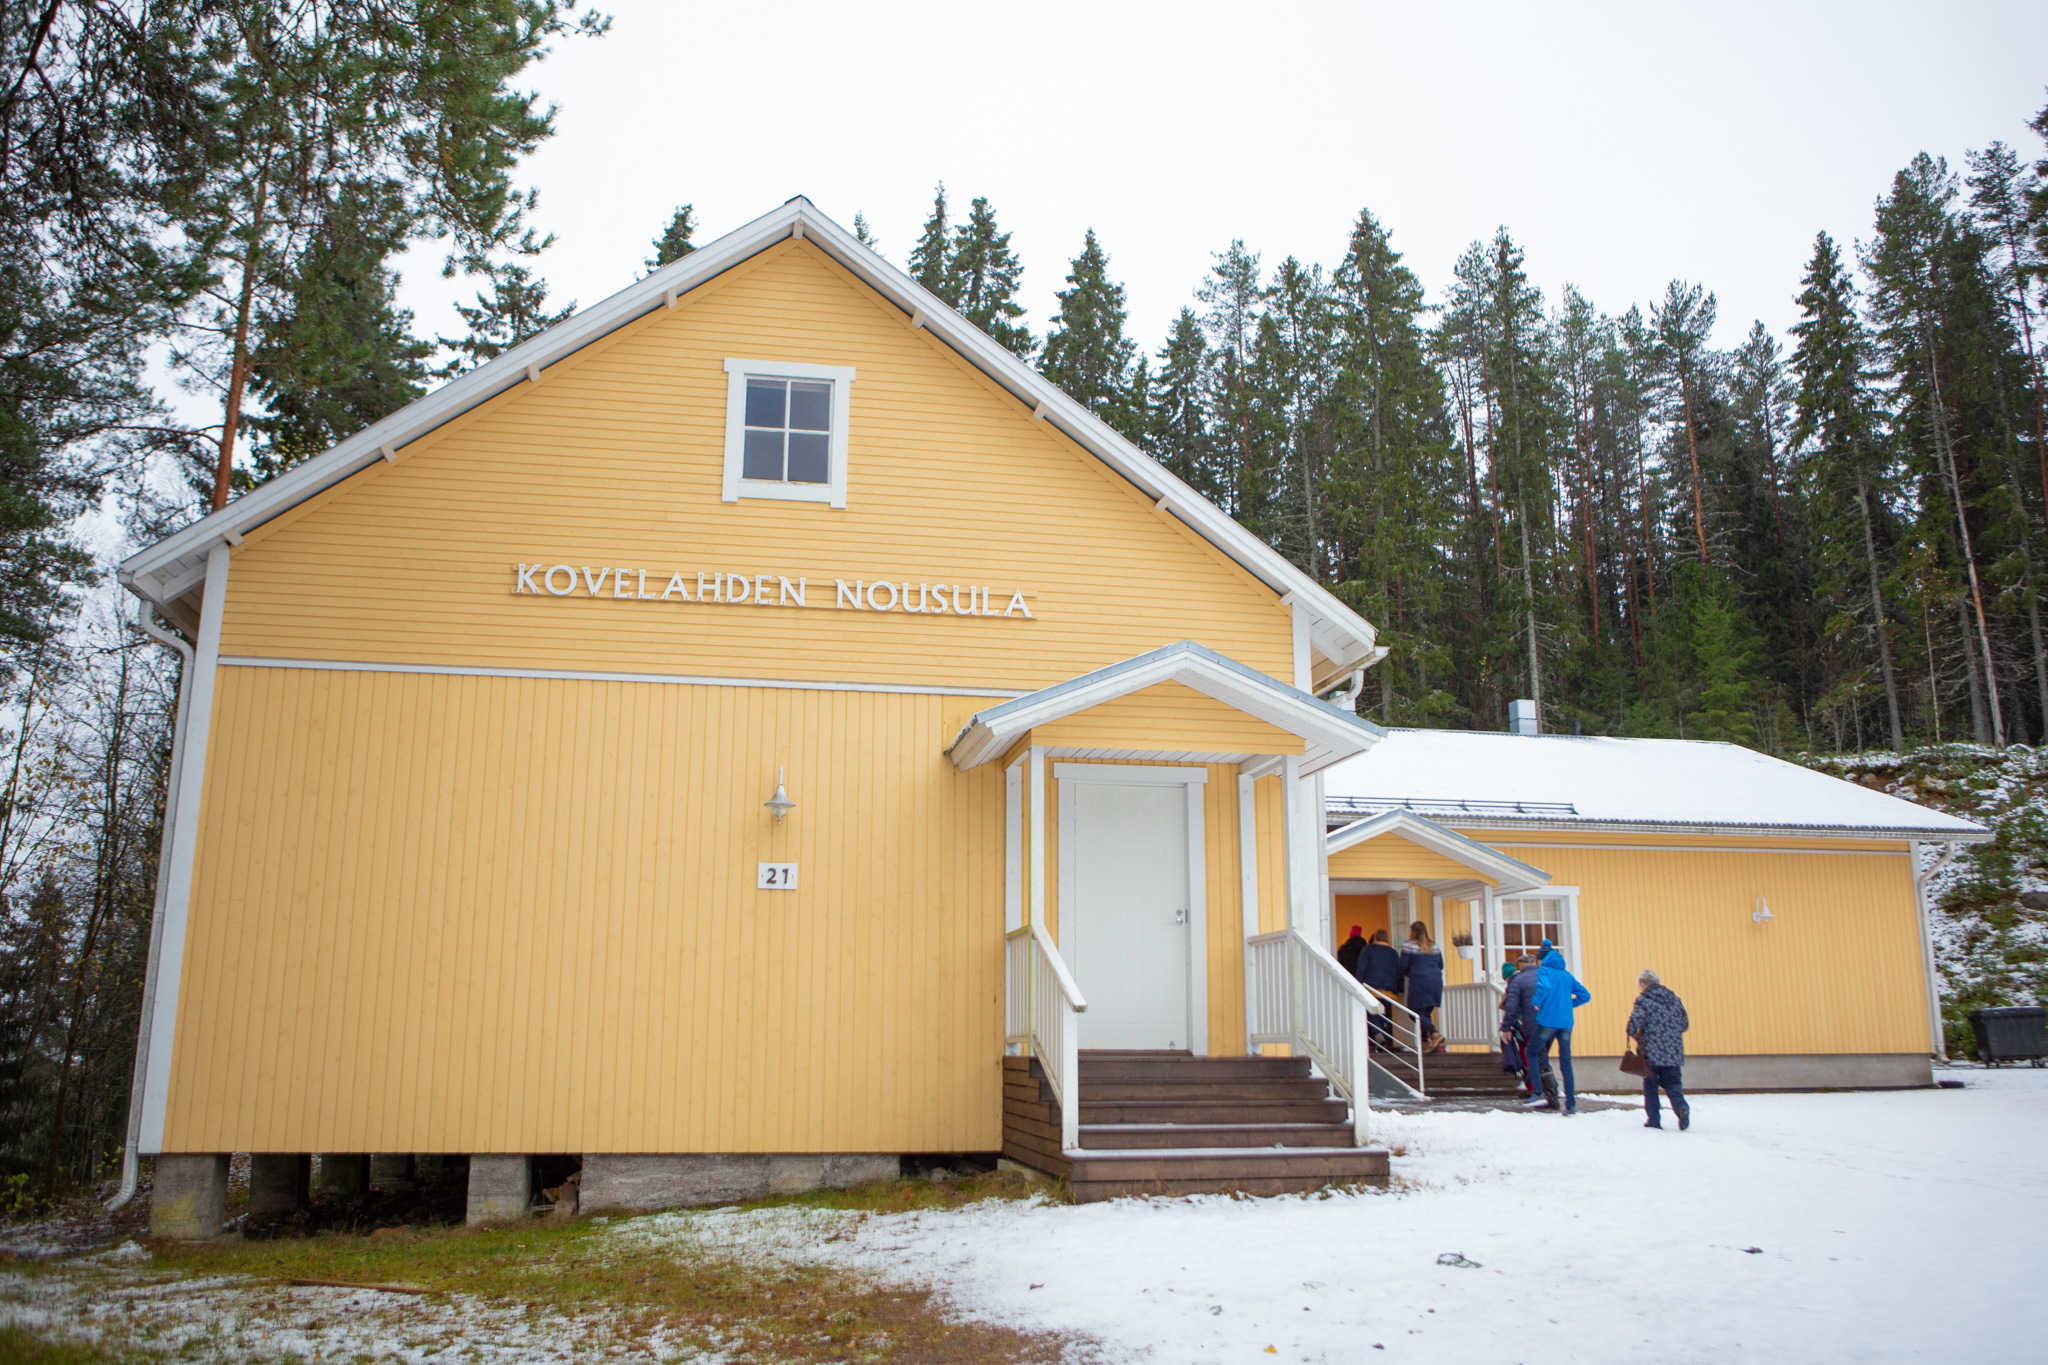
[{"xmin": 1079, "ymin": 1122, "xmax": 1354, "ymax": 1149}]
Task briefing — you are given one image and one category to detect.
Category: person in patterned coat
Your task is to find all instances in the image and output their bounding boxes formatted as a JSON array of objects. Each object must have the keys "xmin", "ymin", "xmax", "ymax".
[{"xmin": 1627, "ymin": 970, "xmax": 1691, "ymax": 1130}]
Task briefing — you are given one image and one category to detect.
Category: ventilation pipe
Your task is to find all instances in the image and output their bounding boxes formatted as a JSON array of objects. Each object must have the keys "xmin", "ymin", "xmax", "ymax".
[{"xmin": 1509, "ymin": 698, "xmax": 1540, "ymax": 736}]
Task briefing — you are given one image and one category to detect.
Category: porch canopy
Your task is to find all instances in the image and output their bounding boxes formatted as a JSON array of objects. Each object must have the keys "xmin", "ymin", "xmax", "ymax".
[
  {"xmin": 1326, "ymin": 808, "xmax": 1551, "ymax": 902},
  {"xmin": 945, "ymin": 639, "xmax": 1384, "ymax": 772}
]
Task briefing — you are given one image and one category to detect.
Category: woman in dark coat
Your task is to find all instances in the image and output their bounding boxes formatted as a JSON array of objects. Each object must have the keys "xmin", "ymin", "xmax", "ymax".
[
  {"xmin": 1400, "ymin": 922, "xmax": 1447, "ymax": 1052},
  {"xmin": 1626, "ymin": 969, "xmax": 1691, "ymax": 1130},
  {"xmin": 1356, "ymin": 929, "xmax": 1404, "ymax": 1043}
]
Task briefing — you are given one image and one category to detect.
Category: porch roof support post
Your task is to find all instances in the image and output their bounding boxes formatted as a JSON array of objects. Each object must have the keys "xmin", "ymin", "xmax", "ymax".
[
  {"xmin": 1482, "ymin": 886, "xmax": 1499, "ymax": 981},
  {"xmin": 1029, "ymin": 745, "xmax": 1047, "ymax": 934},
  {"xmin": 1281, "ymin": 754, "xmax": 1311, "ymax": 936},
  {"xmin": 1239, "ymin": 772, "xmax": 1259, "ymax": 1056}
]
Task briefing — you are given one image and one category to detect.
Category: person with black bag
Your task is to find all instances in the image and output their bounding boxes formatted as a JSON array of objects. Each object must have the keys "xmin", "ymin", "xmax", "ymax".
[{"xmin": 1626, "ymin": 969, "xmax": 1691, "ymax": 1130}]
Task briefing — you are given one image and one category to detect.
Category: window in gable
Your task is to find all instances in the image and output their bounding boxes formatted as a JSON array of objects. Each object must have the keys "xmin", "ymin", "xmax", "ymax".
[{"xmin": 722, "ymin": 358, "xmax": 854, "ymax": 507}]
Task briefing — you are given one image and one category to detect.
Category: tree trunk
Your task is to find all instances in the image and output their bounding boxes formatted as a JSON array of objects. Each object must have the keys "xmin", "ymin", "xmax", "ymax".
[
  {"xmin": 1924, "ymin": 331, "xmax": 2003, "ymax": 745},
  {"xmin": 1680, "ymin": 358, "xmax": 1708, "ymax": 563},
  {"xmin": 1519, "ymin": 495, "xmax": 1541, "ymax": 726},
  {"xmin": 212, "ymin": 170, "xmax": 272, "ymax": 511},
  {"xmin": 1960, "ymin": 597, "xmax": 1990, "ymax": 745},
  {"xmin": 1852, "ymin": 466, "xmax": 1905, "ymax": 751}
]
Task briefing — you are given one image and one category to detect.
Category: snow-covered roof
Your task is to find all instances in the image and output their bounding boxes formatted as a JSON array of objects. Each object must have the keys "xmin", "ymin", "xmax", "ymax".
[{"xmin": 1321, "ymin": 729, "xmax": 1991, "ymax": 841}]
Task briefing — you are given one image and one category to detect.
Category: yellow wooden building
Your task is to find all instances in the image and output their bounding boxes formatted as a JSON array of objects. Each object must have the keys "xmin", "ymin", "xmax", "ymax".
[{"xmin": 114, "ymin": 199, "xmax": 1987, "ymax": 1233}]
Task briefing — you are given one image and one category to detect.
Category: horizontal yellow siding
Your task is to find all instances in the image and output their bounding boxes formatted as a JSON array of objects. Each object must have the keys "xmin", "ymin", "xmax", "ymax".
[
  {"xmin": 1488, "ymin": 844, "xmax": 1927, "ymax": 1056},
  {"xmin": 1327, "ymin": 832, "xmax": 1500, "ymax": 886},
  {"xmin": 1028, "ymin": 681, "xmax": 1303, "ymax": 755},
  {"xmin": 165, "ymin": 665, "xmax": 1003, "ymax": 1154},
  {"xmin": 217, "ymin": 241, "xmax": 1292, "ymax": 692}
]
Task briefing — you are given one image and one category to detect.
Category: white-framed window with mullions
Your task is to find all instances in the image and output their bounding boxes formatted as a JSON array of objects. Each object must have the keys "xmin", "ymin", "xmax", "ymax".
[
  {"xmin": 1482, "ymin": 887, "xmax": 1582, "ymax": 979},
  {"xmin": 721, "ymin": 358, "xmax": 855, "ymax": 508}
]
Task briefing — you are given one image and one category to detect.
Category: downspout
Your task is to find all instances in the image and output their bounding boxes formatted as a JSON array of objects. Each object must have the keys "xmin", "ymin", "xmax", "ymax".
[
  {"xmin": 107, "ymin": 607, "xmax": 196, "ymax": 1210},
  {"xmin": 1913, "ymin": 840, "xmax": 1958, "ymax": 1066}
]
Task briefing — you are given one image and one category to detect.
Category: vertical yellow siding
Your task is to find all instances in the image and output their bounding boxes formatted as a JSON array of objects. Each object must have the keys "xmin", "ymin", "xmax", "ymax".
[{"xmin": 166, "ymin": 665, "xmax": 1003, "ymax": 1154}]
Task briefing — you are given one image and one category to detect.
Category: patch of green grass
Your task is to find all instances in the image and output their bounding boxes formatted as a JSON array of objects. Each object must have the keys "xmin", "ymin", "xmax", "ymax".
[
  {"xmin": 0, "ymin": 1323, "xmax": 138, "ymax": 1365},
  {"xmin": 133, "ymin": 1174, "xmax": 1064, "ymax": 1364}
]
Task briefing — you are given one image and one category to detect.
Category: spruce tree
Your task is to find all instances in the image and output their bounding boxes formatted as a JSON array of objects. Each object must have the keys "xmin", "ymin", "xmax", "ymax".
[
  {"xmin": 854, "ymin": 212, "xmax": 880, "ymax": 252},
  {"xmin": 1039, "ymin": 229, "xmax": 1137, "ymax": 434},
  {"xmin": 950, "ymin": 196, "xmax": 1032, "ymax": 356},
  {"xmin": 1149, "ymin": 309, "xmax": 1215, "ymax": 498},
  {"xmin": 1197, "ymin": 241, "xmax": 1266, "ymax": 520},
  {"xmin": 436, "ymin": 264, "xmax": 576, "ymax": 376},
  {"xmin": 646, "ymin": 205, "xmax": 696, "ymax": 272},
  {"xmin": 909, "ymin": 183, "xmax": 954, "ymax": 303},
  {"xmin": 245, "ymin": 182, "xmax": 430, "ymax": 477},
  {"xmin": 1652, "ymin": 281, "xmax": 1719, "ymax": 564},
  {"xmin": 1790, "ymin": 231, "xmax": 1904, "ymax": 749}
]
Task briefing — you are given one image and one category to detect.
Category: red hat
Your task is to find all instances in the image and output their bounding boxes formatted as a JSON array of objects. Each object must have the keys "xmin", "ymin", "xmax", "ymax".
[{"xmin": 1349, "ymin": 925, "xmax": 1364, "ymax": 937}]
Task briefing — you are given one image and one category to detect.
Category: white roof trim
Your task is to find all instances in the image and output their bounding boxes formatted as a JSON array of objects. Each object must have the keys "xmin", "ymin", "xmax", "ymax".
[
  {"xmin": 1326, "ymin": 809, "xmax": 1552, "ymax": 894},
  {"xmin": 117, "ymin": 198, "xmax": 1383, "ymax": 677},
  {"xmin": 945, "ymin": 640, "xmax": 1384, "ymax": 775}
]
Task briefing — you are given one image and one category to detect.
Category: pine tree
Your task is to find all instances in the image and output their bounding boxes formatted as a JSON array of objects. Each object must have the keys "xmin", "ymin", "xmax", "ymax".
[
  {"xmin": 646, "ymin": 204, "xmax": 696, "ymax": 272},
  {"xmin": 436, "ymin": 263, "xmax": 575, "ymax": 376},
  {"xmin": 950, "ymin": 197, "xmax": 1032, "ymax": 356},
  {"xmin": 1197, "ymin": 241, "xmax": 1266, "ymax": 520},
  {"xmin": 1039, "ymin": 229, "xmax": 1137, "ymax": 435},
  {"xmin": 1652, "ymin": 281, "xmax": 1719, "ymax": 564},
  {"xmin": 909, "ymin": 184, "xmax": 954, "ymax": 304},
  {"xmin": 170, "ymin": 0, "xmax": 608, "ymax": 509}
]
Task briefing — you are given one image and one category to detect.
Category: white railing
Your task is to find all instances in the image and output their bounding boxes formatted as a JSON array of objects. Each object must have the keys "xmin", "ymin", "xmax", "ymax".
[
  {"xmin": 1246, "ymin": 929, "xmax": 1381, "ymax": 1145},
  {"xmin": 1442, "ymin": 979, "xmax": 1505, "ymax": 1048},
  {"xmin": 1005, "ymin": 923, "xmax": 1088, "ymax": 1152},
  {"xmin": 1363, "ymin": 985, "xmax": 1429, "ymax": 1095}
]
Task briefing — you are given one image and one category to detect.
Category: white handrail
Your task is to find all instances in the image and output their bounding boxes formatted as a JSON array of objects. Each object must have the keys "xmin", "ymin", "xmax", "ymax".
[
  {"xmin": 1363, "ymin": 984, "xmax": 1430, "ymax": 1095},
  {"xmin": 1247, "ymin": 929, "xmax": 1380, "ymax": 1145},
  {"xmin": 1442, "ymin": 980, "xmax": 1505, "ymax": 1047},
  {"xmin": 1008, "ymin": 923, "xmax": 1087, "ymax": 1152}
]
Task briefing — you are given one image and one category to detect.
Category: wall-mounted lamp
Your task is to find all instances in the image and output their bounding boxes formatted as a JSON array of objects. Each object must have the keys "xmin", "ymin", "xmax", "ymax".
[
  {"xmin": 764, "ymin": 767, "xmax": 796, "ymax": 824},
  {"xmin": 1753, "ymin": 895, "xmax": 1775, "ymax": 925}
]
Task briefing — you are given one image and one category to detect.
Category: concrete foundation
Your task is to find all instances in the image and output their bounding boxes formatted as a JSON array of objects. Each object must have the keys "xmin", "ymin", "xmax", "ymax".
[
  {"xmin": 315, "ymin": 1153, "xmax": 370, "ymax": 1196},
  {"xmin": 467, "ymin": 1155, "xmax": 533, "ymax": 1225},
  {"xmin": 247, "ymin": 1154, "xmax": 311, "ymax": 1220},
  {"xmin": 369, "ymin": 1154, "xmax": 417, "ymax": 1190},
  {"xmin": 150, "ymin": 1154, "xmax": 229, "ymax": 1239},
  {"xmin": 1575, "ymin": 1052, "xmax": 1934, "ymax": 1093},
  {"xmin": 580, "ymin": 1153, "xmax": 899, "ymax": 1211}
]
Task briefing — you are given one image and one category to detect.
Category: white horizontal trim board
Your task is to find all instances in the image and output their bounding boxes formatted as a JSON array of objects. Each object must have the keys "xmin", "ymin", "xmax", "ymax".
[
  {"xmin": 217, "ymin": 655, "xmax": 1020, "ymax": 698},
  {"xmin": 1486, "ymin": 841, "xmax": 1914, "ymax": 858},
  {"xmin": 1052, "ymin": 762, "xmax": 1209, "ymax": 785}
]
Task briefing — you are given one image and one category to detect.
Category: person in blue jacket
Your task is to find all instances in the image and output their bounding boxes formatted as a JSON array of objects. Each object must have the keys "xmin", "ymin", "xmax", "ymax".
[
  {"xmin": 1399, "ymin": 922, "xmax": 1447, "ymax": 1053},
  {"xmin": 1523, "ymin": 940, "xmax": 1591, "ymax": 1115}
]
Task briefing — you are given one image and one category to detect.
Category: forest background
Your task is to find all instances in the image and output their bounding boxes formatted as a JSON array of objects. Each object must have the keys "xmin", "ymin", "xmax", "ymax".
[{"xmin": 2, "ymin": 2, "xmax": 2045, "ymax": 1208}]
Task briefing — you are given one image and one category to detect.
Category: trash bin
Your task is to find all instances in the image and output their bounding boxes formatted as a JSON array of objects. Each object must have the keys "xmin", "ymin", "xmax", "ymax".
[{"xmin": 1968, "ymin": 1006, "xmax": 2047, "ymax": 1065}]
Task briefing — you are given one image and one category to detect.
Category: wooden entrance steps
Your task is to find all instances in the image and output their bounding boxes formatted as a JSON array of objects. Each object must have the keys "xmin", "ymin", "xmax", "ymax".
[
  {"xmin": 1419, "ymin": 1049, "xmax": 1528, "ymax": 1101},
  {"xmin": 1002, "ymin": 1050, "xmax": 1389, "ymax": 1202}
]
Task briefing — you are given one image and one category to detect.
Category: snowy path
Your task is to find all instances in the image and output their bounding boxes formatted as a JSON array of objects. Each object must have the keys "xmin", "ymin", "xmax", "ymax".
[{"xmin": 681, "ymin": 1068, "xmax": 2046, "ymax": 1364}]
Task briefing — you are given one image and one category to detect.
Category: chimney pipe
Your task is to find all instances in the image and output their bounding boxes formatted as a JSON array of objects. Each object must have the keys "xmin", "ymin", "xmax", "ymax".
[{"xmin": 1509, "ymin": 699, "xmax": 1539, "ymax": 736}]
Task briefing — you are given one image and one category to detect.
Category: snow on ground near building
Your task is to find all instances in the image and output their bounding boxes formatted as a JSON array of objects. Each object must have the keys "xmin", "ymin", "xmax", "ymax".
[{"xmin": 640, "ymin": 1069, "xmax": 2046, "ymax": 1365}]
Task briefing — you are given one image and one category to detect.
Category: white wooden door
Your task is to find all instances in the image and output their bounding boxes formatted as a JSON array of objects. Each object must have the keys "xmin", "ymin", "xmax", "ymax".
[{"xmin": 1068, "ymin": 781, "xmax": 1191, "ymax": 1050}]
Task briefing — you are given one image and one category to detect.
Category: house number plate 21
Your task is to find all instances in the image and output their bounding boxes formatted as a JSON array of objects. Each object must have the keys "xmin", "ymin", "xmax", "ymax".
[{"xmin": 758, "ymin": 862, "xmax": 798, "ymax": 890}]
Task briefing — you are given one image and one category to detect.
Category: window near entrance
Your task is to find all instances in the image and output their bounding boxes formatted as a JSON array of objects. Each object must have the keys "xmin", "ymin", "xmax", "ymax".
[
  {"xmin": 721, "ymin": 359, "xmax": 854, "ymax": 507},
  {"xmin": 1484, "ymin": 891, "xmax": 1581, "ymax": 975}
]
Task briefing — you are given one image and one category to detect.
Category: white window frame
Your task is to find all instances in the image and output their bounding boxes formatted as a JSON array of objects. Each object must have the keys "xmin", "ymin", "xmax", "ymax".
[
  {"xmin": 721, "ymin": 358, "xmax": 855, "ymax": 508},
  {"xmin": 1492, "ymin": 886, "xmax": 1581, "ymax": 977}
]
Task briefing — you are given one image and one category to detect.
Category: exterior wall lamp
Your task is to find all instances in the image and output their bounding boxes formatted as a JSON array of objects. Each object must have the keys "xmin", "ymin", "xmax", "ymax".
[
  {"xmin": 764, "ymin": 767, "xmax": 796, "ymax": 824},
  {"xmin": 1753, "ymin": 895, "xmax": 1774, "ymax": 925}
]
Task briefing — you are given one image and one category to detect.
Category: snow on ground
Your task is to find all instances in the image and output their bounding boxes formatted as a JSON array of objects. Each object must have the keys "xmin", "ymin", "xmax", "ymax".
[{"xmin": 637, "ymin": 1069, "xmax": 2047, "ymax": 1365}]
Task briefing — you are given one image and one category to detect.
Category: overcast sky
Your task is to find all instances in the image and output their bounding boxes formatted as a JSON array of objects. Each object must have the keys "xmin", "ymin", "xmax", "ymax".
[{"xmin": 389, "ymin": 1, "xmax": 2048, "ymax": 362}]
